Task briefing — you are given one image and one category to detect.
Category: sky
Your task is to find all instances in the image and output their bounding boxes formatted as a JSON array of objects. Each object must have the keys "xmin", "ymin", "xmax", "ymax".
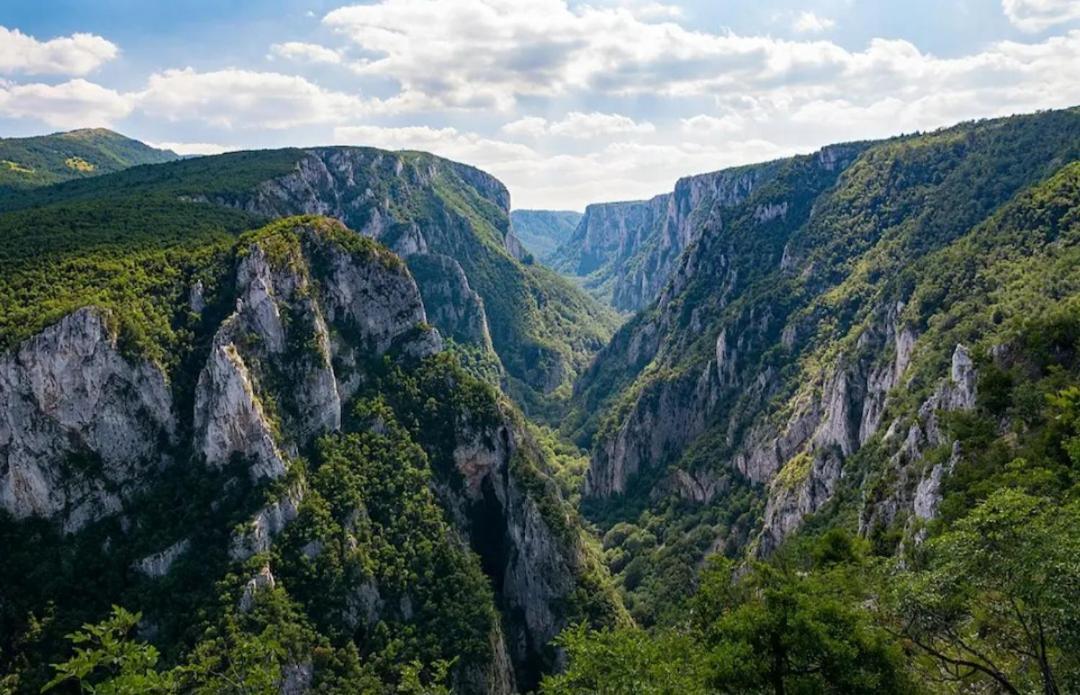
[{"xmin": 1, "ymin": 1, "xmax": 1079, "ymax": 210}]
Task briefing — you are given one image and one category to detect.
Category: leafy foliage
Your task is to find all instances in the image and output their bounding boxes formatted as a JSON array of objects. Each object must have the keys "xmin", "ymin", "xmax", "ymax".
[{"xmin": 0, "ymin": 129, "xmax": 178, "ymax": 191}]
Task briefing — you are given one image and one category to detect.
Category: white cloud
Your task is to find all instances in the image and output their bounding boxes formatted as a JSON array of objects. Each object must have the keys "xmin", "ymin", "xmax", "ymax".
[
  {"xmin": 146, "ymin": 141, "xmax": 237, "ymax": 156},
  {"xmin": 614, "ymin": 1, "xmax": 684, "ymax": 20},
  {"xmin": 680, "ymin": 114, "xmax": 744, "ymax": 137},
  {"xmin": 500, "ymin": 116, "xmax": 550, "ymax": 138},
  {"xmin": 334, "ymin": 124, "xmax": 537, "ymax": 163},
  {"xmin": 334, "ymin": 122, "xmax": 795, "ymax": 209},
  {"xmin": 0, "ymin": 79, "xmax": 132, "ymax": 127},
  {"xmin": 1002, "ymin": 0, "xmax": 1080, "ymax": 32},
  {"xmin": 792, "ymin": 11, "xmax": 836, "ymax": 34},
  {"xmin": 269, "ymin": 41, "xmax": 343, "ymax": 64},
  {"xmin": 0, "ymin": 26, "xmax": 118, "ymax": 76},
  {"xmin": 502, "ymin": 111, "xmax": 654, "ymax": 138},
  {"xmin": 317, "ymin": 0, "xmax": 1076, "ymax": 114},
  {"xmin": 136, "ymin": 68, "xmax": 369, "ymax": 128}
]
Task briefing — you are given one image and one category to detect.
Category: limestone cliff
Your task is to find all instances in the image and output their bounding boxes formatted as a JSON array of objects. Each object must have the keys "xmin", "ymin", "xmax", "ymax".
[
  {"xmin": 552, "ymin": 162, "xmax": 780, "ymax": 311},
  {"xmin": 0, "ymin": 216, "xmax": 620, "ymax": 693},
  {"xmin": 196, "ymin": 147, "xmax": 615, "ymax": 404},
  {"xmin": 576, "ymin": 109, "xmax": 1080, "ymax": 577},
  {"xmin": 0, "ymin": 307, "xmax": 175, "ymax": 532}
]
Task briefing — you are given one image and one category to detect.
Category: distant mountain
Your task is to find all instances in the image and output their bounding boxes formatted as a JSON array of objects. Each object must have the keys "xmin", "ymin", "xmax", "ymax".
[
  {"xmin": 510, "ymin": 209, "xmax": 582, "ymax": 261},
  {"xmin": 550, "ymin": 162, "xmax": 779, "ymax": 311},
  {"xmin": 0, "ymin": 128, "xmax": 179, "ymax": 190}
]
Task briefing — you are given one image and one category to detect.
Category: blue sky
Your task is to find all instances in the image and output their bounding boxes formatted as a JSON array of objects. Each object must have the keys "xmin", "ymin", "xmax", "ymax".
[{"xmin": 2, "ymin": 0, "xmax": 1079, "ymax": 208}]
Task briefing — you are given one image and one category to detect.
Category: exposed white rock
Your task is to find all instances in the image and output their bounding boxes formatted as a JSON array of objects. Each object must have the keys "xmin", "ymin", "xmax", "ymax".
[
  {"xmin": 0, "ymin": 307, "xmax": 175, "ymax": 531},
  {"xmin": 450, "ymin": 414, "xmax": 587, "ymax": 680},
  {"xmin": 279, "ymin": 661, "xmax": 313, "ymax": 695},
  {"xmin": 134, "ymin": 539, "xmax": 190, "ymax": 578},
  {"xmin": 813, "ymin": 366, "xmax": 855, "ymax": 456},
  {"xmin": 754, "ymin": 201, "xmax": 788, "ymax": 223},
  {"xmin": 761, "ymin": 451, "xmax": 842, "ymax": 554},
  {"xmin": 946, "ymin": 344, "xmax": 977, "ymax": 411},
  {"xmin": 504, "ymin": 229, "xmax": 527, "ymax": 260},
  {"xmin": 669, "ymin": 469, "xmax": 722, "ymax": 503},
  {"xmin": 231, "ymin": 482, "xmax": 305, "ymax": 561},
  {"xmin": 188, "ymin": 280, "xmax": 206, "ymax": 315},
  {"xmin": 300, "ymin": 539, "xmax": 323, "ymax": 560},
  {"xmin": 194, "ymin": 340, "xmax": 286, "ymax": 480},
  {"xmin": 586, "ymin": 372, "xmax": 713, "ymax": 497},
  {"xmin": 344, "ymin": 580, "xmax": 384, "ymax": 631},
  {"xmin": 410, "ymin": 254, "xmax": 494, "ymax": 352},
  {"xmin": 238, "ymin": 564, "xmax": 276, "ymax": 613}
]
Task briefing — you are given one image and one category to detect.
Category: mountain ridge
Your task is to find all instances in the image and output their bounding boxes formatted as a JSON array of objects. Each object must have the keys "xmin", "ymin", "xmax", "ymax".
[{"xmin": 0, "ymin": 128, "xmax": 180, "ymax": 190}]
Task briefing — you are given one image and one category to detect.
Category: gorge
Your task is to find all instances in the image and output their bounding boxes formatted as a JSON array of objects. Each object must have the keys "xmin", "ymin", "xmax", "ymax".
[{"xmin": 2, "ymin": 106, "xmax": 1080, "ymax": 693}]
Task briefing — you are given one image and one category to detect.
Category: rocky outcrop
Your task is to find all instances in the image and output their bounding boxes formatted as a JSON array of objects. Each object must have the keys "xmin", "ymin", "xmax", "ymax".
[
  {"xmin": 552, "ymin": 162, "xmax": 780, "ymax": 311},
  {"xmin": 220, "ymin": 149, "xmax": 510, "ymax": 257},
  {"xmin": 858, "ymin": 344, "xmax": 978, "ymax": 536},
  {"xmin": 0, "ymin": 308, "xmax": 175, "ymax": 532},
  {"xmin": 3, "ymin": 221, "xmax": 438, "ymax": 536},
  {"xmin": 585, "ymin": 364, "xmax": 718, "ymax": 496},
  {"xmin": 238, "ymin": 564, "xmax": 276, "ymax": 612},
  {"xmin": 447, "ymin": 410, "xmax": 603, "ymax": 690},
  {"xmin": 407, "ymin": 254, "xmax": 493, "ymax": 351},
  {"xmin": 207, "ymin": 147, "xmax": 599, "ymax": 403},
  {"xmin": 134, "ymin": 539, "xmax": 190, "ymax": 578},
  {"xmin": 194, "ymin": 224, "xmax": 439, "ymax": 480},
  {"xmin": 231, "ymin": 481, "xmax": 305, "ymax": 561}
]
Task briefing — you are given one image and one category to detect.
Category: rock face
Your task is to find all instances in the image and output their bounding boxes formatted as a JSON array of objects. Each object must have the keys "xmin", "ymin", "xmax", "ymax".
[
  {"xmin": 407, "ymin": 253, "xmax": 494, "ymax": 351},
  {"xmin": 0, "ymin": 308, "xmax": 174, "ymax": 532},
  {"xmin": 201, "ymin": 146, "xmax": 610, "ymax": 403},
  {"xmin": 574, "ymin": 123, "xmax": 1069, "ymax": 563},
  {"xmin": 4, "ymin": 222, "xmax": 438, "ymax": 533},
  {"xmin": 194, "ymin": 223, "xmax": 438, "ymax": 481},
  {"xmin": 449, "ymin": 413, "xmax": 594, "ymax": 691},
  {"xmin": 134, "ymin": 539, "xmax": 191, "ymax": 578},
  {"xmin": 552, "ymin": 162, "xmax": 780, "ymax": 310},
  {"xmin": 0, "ymin": 217, "xmax": 611, "ymax": 692}
]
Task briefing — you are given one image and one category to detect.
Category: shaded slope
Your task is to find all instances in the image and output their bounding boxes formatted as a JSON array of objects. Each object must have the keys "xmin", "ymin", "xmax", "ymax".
[{"xmin": 0, "ymin": 217, "xmax": 625, "ymax": 693}]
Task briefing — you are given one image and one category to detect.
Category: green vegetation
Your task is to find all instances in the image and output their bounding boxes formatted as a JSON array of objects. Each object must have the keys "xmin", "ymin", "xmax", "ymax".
[
  {"xmin": 0, "ymin": 128, "xmax": 179, "ymax": 191},
  {"xmin": 418, "ymin": 160, "xmax": 620, "ymax": 417},
  {"xmin": 3, "ymin": 108, "xmax": 1080, "ymax": 692},
  {"xmin": 509, "ymin": 209, "xmax": 582, "ymax": 261},
  {"xmin": 553, "ymin": 108, "xmax": 1080, "ymax": 693},
  {"xmin": 0, "ymin": 144, "xmax": 616, "ymax": 419}
]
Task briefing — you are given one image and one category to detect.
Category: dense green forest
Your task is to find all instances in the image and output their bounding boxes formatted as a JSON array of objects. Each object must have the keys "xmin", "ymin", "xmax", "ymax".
[
  {"xmin": 1, "ymin": 109, "xmax": 1079, "ymax": 694},
  {"xmin": 0, "ymin": 129, "xmax": 179, "ymax": 190},
  {"xmin": 509, "ymin": 210, "xmax": 582, "ymax": 262}
]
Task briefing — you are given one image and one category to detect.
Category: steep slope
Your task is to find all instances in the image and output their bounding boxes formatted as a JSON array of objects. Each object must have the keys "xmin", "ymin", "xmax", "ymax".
[
  {"xmin": 0, "ymin": 147, "xmax": 618, "ymax": 417},
  {"xmin": 567, "ymin": 107, "xmax": 1080, "ymax": 623},
  {"xmin": 0, "ymin": 216, "xmax": 624, "ymax": 694},
  {"xmin": 509, "ymin": 209, "xmax": 582, "ymax": 261},
  {"xmin": 0, "ymin": 128, "xmax": 179, "ymax": 190},
  {"xmin": 550, "ymin": 162, "xmax": 782, "ymax": 311}
]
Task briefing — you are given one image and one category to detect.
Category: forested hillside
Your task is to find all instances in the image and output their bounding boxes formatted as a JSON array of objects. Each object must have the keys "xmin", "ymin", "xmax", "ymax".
[
  {"xmin": 550, "ymin": 107, "xmax": 1080, "ymax": 692},
  {"xmin": 0, "ymin": 214, "xmax": 624, "ymax": 694},
  {"xmin": 509, "ymin": 210, "xmax": 581, "ymax": 262},
  {"xmin": 0, "ymin": 128, "xmax": 179, "ymax": 190},
  {"xmin": 2, "ymin": 107, "xmax": 1079, "ymax": 694},
  {"xmin": 0, "ymin": 146, "xmax": 618, "ymax": 417}
]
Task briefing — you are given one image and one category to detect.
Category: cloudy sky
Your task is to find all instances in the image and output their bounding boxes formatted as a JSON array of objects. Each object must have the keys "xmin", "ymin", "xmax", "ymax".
[{"xmin": 2, "ymin": 0, "xmax": 1079, "ymax": 209}]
